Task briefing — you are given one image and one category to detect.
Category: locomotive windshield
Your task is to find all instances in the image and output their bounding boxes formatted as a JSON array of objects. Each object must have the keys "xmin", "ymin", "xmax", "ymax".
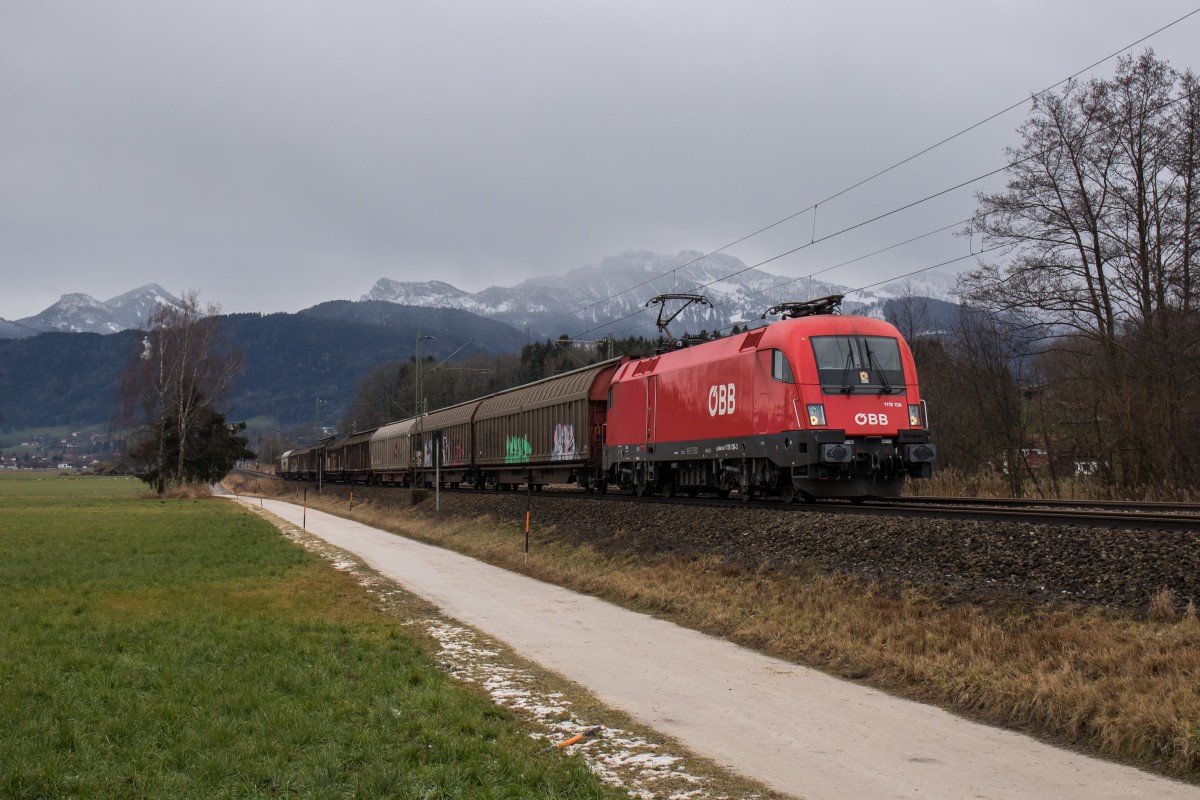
[{"xmin": 810, "ymin": 335, "xmax": 906, "ymax": 393}]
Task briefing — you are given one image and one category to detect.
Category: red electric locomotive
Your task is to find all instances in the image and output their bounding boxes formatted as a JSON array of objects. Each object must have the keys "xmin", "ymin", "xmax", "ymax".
[{"xmin": 603, "ymin": 295, "xmax": 935, "ymax": 501}]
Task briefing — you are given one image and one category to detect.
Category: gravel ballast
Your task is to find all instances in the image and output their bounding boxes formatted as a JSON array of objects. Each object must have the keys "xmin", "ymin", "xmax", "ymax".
[{"xmin": 309, "ymin": 484, "xmax": 1200, "ymax": 612}]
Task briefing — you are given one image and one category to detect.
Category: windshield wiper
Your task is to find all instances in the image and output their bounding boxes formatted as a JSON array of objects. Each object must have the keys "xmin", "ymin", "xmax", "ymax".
[
  {"xmin": 839, "ymin": 350, "xmax": 856, "ymax": 394},
  {"xmin": 865, "ymin": 349, "xmax": 894, "ymax": 394},
  {"xmin": 864, "ymin": 347, "xmax": 902, "ymax": 395}
]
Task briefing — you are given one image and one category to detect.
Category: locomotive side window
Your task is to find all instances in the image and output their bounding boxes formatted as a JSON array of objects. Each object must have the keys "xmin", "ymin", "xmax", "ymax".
[
  {"xmin": 811, "ymin": 336, "xmax": 906, "ymax": 392},
  {"xmin": 771, "ymin": 349, "xmax": 796, "ymax": 383}
]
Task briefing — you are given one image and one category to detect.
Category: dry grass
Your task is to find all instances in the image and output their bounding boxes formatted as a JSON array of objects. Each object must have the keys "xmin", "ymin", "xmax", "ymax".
[
  {"xmin": 912, "ymin": 466, "xmax": 1200, "ymax": 501},
  {"xmin": 225, "ymin": 475, "xmax": 1200, "ymax": 781},
  {"xmin": 138, "ymin": 483, "xmax": 214, "ymax": 500}
]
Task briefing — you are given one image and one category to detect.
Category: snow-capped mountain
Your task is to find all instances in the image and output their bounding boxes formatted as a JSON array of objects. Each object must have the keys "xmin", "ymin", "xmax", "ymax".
[
  {"xmin": 364, "ymin": 250, "xmax": 960, "ymax": 340},
  {"xmin": 6, "ymin": 284, "xmax": 182, "ymax": 337},
  {"xmin": 102, "ymin": 284, "xmax": 182, "ymax": 328}
]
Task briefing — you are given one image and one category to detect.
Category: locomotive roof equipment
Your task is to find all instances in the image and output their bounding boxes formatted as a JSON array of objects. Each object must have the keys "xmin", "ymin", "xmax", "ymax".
[
  {"xmin": 762, "ymin": 294, "xmax": 845, "ymax": 319},
  {"xmin": 645, "ymin": 293, "xmax": 712, "ymax": 347}
]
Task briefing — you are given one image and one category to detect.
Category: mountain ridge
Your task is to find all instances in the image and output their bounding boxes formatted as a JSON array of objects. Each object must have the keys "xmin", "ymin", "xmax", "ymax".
[
  {"xmin": 1, "ymin": 251, "xmax": 961, "ymax": 341},
  {"xmin": 3, "ymin": 284, "xmax": 182, "ymax": 337},
  {"xmin": 363, "ymin": 250, "xmax": 960, "ymax": 339}
]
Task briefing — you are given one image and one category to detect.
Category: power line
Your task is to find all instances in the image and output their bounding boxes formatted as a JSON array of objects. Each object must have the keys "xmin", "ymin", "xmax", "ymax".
[
  {"xmin": 540, "ymin": 7, "xmax": 1200, "ymax": 334},
  {"xmin": 715, "ymin": 217, "xmax": 973, "ymax": 309},
  {"xmin": 568, "ymin": 81, "xmax": 1200, "ymax": 340}
]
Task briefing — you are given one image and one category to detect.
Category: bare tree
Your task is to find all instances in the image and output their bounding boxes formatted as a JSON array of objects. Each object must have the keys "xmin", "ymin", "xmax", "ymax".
[
  {"xmin": 962, "ymin": 51, "xmax": 1200, "ymax": 494},
  {"xmin": 119, "ymin": 292, "xmax": 244, "ymax": 492}
]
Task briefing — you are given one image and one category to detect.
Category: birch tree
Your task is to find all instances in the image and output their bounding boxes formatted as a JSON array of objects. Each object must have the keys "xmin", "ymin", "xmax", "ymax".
[{"xmin": 119, "ymin": 293, "xmax": 245, "ymax": 492}]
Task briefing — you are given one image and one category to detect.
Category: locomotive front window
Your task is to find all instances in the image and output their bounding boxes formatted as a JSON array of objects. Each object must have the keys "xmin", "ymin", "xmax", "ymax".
[
  {"xmin": 811, "ymin": 335, "xmax": 906, "ymax": 393},
  {"xmin": 862, "ymin": 336, "xmax": 905, "ymax": 386}
]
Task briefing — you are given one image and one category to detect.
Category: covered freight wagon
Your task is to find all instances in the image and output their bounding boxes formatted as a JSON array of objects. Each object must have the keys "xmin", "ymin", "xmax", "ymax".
[
  {"xmin": 371, "ymin": 419, "xmax": 417, "ymax": 485},
  {"xmin": 473, "ymin": 357, "xmax": 624, "ymax": 490},
  {"xmin": 412, "ymin": 400, "xmax": 480, "ymax": 487}
]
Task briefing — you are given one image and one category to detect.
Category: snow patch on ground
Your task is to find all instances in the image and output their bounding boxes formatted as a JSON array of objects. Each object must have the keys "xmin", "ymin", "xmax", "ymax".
[{"xmin": 261, "ymin": 509, "xmax": 754, "ymax": 800}]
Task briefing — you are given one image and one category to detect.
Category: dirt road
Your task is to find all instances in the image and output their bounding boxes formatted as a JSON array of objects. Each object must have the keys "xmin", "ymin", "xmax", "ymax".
[{"xmin": 228, "ymin": 495, "xmax": 1200, "ymax": 800}]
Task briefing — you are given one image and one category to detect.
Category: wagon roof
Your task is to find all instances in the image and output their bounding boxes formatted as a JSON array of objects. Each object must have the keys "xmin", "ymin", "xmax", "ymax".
[
  {"xmin": 374, "ymin": 418, "xmax": 417, "ymax": 438},
  {"xmin": 343, "ymin": 428, "xmax": 378, "ymax": 445},
  {"xmin": 475, "ymin": 357, "xmax": 623, "ymax": 418},
  {"xmin": 419, "ymin": 399, "xmax": 481, "ymax": 429}
]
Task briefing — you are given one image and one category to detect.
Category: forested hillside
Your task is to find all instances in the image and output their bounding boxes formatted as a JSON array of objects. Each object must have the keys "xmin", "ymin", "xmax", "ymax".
[{"xmin": 0, "ymin": 306, "xmax": 528, "ymax": 430}]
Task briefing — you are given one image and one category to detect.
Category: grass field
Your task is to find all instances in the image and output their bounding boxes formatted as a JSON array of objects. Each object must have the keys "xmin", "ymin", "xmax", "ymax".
[{"xmin": 0, "ymin": 474, "xmax": 624, "ymax": 799}]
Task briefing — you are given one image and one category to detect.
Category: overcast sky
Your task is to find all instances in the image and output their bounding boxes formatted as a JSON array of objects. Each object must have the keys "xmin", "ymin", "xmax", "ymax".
[{"xmin": 2, "ymin": 1, "xmax": 1198, "ymax": 320}]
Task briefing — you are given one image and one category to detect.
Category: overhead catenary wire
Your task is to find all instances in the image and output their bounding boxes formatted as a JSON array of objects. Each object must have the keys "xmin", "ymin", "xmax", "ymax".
[
  {"xmin": 568, "ymin": 81, "xmax": 1200, "ymax": 341},
  {"xmin": 720, "ymin": 217, "xmax": 974, "ymax": 308},
  {"xmin": 537, "ymin": 7, "xmax": 1200, "ymax": 335}
]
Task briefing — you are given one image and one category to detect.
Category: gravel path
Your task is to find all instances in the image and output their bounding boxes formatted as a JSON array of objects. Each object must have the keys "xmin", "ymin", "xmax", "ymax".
[{"xmin": 228, "ymin": 493, "xmax": 1200, "ymax": 800}]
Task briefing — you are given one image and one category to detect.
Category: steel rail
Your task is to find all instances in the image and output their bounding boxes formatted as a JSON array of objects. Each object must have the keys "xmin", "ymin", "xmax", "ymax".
[{"xmin": 240, "ymin": 471, "xmax": 1200, "ymax": 532}]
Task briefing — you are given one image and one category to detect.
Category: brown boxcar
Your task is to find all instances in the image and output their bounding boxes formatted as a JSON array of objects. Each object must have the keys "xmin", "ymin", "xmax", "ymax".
[
  {"xmin": 413, "ymin": 400, "xmax": 480, "ymax": 487},
  {"xmin": 339, "ymin": 428, "xmax": 377, "ymax": 483},
  {"xmin": 371, "ymin": 418, "xmax": 416, "ymax": 484},
  {"xmin": 473, "ymin": 358, "xmax": 623, "ymax": 489}
]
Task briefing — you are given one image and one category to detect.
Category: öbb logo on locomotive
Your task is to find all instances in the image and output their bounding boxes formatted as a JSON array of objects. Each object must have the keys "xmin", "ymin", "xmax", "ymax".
[
  {"xmin": 708, "ymin": 383, "xmax": 736, "ymax": 416},
  {"xmin": 854, "ymin": 412, "xmax": 889, "ymax": 426}
]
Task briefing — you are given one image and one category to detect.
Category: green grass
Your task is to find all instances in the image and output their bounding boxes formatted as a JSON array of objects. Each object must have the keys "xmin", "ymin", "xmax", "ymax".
[{"xmin": 0, "ymin": 475, "xmax": 622, "ymax": 799}]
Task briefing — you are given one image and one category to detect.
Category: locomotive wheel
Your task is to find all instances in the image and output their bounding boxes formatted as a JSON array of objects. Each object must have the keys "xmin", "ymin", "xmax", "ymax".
[
  {"xmin": 779, "ymin": 483, "xmax": 797, "ymax": 504},
  {"xmin": 661, "ymin": 481, "xmax": 676, "ymax": 498},
  {"xmin": 739, "ymin": 486, "xmax": 754, "ymax": 502}
]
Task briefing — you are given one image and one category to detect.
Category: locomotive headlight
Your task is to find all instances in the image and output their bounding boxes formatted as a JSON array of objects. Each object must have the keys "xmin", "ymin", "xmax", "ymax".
[
  {"xmin": 806, "ymin": 404, "xmax": 827, "ymax": 427},
  {"xmin": 908, "ymin": 404, "xmax": 923, "ymax": 427}
]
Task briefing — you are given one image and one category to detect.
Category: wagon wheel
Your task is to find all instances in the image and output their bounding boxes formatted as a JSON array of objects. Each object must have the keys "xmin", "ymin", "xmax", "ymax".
[
  {"xmin": 717, "ymin": 488, "xmax": 731, "ymax": 499},
  {"xmin": 779, "ymin": 482, "xmax": 798, "ymax": 504},
  {"xmin": 739, "ymin": 485, "xmax": 754, "ymax": 502},
  {"xmin": 661, "ymin": 480, "xmax": 676, "ymax": 498},
  {"xmin": 685, "ymin": 488, "xmax": 699, "ymax": 498},
  {"xmin": 596, "ymin": 480, "xmax": 608, "ymax": 495}
]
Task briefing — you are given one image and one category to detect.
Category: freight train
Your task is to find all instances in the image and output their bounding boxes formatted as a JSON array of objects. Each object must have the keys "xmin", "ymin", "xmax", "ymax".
[{"xmin": 279, "ymin": 295, "xmax": 935, "ymax": 501}]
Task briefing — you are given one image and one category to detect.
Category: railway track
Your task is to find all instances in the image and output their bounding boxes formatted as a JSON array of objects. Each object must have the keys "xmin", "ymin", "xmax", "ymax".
[
  {"xmin": 234, "ymin": 469, "xmax": 1200, "ymax": 611},
  {"xmin": 235, "ymin": 470, "xmax": 1200, "ymax": 533},
  {"xmin": 577, "ymin": 489, "xmax": 1200, "ymax": 532}
]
